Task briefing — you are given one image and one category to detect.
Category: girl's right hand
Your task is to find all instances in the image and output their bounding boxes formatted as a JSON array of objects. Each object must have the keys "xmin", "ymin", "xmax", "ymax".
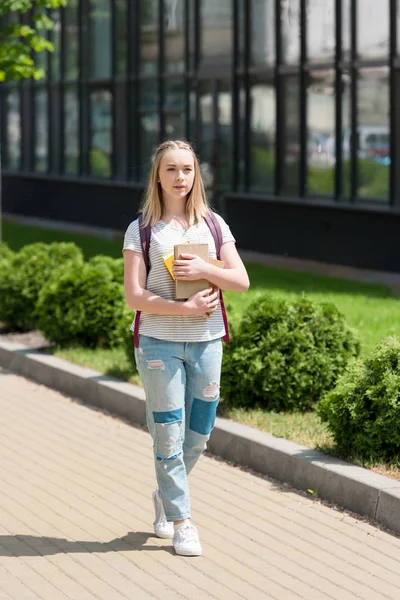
[{"xmin": 185, "ymin": 288, "xmax": 219, "ymax": 318}]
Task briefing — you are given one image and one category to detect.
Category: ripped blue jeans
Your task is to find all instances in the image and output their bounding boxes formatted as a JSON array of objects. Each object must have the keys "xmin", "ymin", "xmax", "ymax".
[{"xmin": 135, "ymin": 335, "xmax": 223, "ymax": 521}]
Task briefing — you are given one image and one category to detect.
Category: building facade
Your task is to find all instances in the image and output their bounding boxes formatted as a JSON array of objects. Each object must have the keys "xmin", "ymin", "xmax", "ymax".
[{"xmin": 2, "ymin": 0, "xmax": 400, "ymax": 271}]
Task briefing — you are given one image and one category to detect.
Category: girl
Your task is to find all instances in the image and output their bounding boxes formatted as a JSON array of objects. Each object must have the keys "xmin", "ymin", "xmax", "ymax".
[{"xmin": 123, "ymin": 140, "xmax": 249, "ymax": 556}]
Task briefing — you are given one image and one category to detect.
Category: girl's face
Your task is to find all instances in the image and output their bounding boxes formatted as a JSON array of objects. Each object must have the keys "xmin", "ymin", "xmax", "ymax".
[{"xmin": 158, "ymin": 149, "xmax": 195, "ymax": 202}]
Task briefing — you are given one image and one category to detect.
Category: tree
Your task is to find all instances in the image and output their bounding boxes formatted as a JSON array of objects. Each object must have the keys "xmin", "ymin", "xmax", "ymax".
[
  {"xmin": 0, "ymin": 0, "xmax": 67, "ymax": 81},
  {"xmin": 0, "ymin": 0, "xmax": 67, "ymax": 241}
]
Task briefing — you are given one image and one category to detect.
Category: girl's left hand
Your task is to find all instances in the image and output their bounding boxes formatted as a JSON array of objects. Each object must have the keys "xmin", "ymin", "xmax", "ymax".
[{"xmin": 173, "ymin": 254, "xmax": 210, "ymax": 280}]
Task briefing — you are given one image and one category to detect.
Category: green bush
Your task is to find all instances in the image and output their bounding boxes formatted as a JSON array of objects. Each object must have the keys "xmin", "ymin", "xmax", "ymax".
[
  {"xmin": 36, "ymin": 259, "xmax": 132, "ymax": 348},
  {"xmin": 318, "ymin": 336, "xmax": 400, "ymax": 463},
  {"xmin": 0, "ymin": 242, "xmax": 14, "ymax": 262},
  {"xmin": 221, "ymin": 295, "xmax": 360, "ymax": 412},
  {"xmin": 88, "ymin": 255, "xmax": 124, "ymax": 283},
  {"xmin": 0, "ymin": 242, "xmax": 83, "ymax": 331}
]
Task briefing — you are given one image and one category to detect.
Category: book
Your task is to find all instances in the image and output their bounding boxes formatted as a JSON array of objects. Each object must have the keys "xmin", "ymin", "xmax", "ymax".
[
  {"xmin": 162, "ymin": 240, "xmax": 190, "ymax": 281},
  {"xmin": 173, "ymin": 243, "xmax": 225, "ymax": 300}
]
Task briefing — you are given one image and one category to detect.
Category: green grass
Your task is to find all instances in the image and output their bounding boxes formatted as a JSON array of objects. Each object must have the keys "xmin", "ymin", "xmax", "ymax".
[
  {"xmin": 3, "ymin": 220, "xmax": 124, "ymax": 260},
  {"xmin": 4, "ymin": 219, "xmax": 400, "ymax": 476}
]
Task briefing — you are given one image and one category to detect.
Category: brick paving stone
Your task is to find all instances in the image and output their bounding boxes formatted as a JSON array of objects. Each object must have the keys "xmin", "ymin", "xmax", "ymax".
[{"xmin": 1, "ymin": 367, "xmax": 400, "ymax": 600}]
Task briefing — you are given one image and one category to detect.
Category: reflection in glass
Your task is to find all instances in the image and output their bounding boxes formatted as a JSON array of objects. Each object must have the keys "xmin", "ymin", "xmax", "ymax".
[
  {"xmin": 140, "ymin": 114, "xmax": 159, "ymax": 181},
  {"xmin": 357, "ymin": 69, "xmax": 389, "ymax": 201},
  {"xmin": 51, "ymin": 9, "xmax": 61, "ymax": 80},
  {"xmin": 141, "ymin": 0, "xmax": 158, "ymax": 75},
  {"xmin": 64, "ymin": 87, "xmax": 79, "ymax": 174},
  {"xmin": 90, "ymin": 90, "xmax": 112, "ymax": 177},
  {"xmin": 341, "ymin": 72, "xmax": 351, "ymax": 197},
  {"xmin": 90, "ymin": 0, "xmax": 111, "ymax": 79},
  {"xmin": 116, "ymin": 0, "xmax": 127, "ymax": 74},
  {"xmin": 251, "ymin": 0, "xmax": 275, "ymax": 66},
  {"xmin": 165, "ymin": 80, "xmax": 185, "ymax": 139},
  {"xmin": 140, "ymin": 80, "xmax": 158, "ymax": 111},
  {"xmin": 342, "ymin": 0, "xmax": 351, "ymax": 60},
  {"xmin": 218, "ymin": 81, "xmax": 232, "ymax": 186},
  {"xmin": 200, "ymin": 0, "xmax": 232, "ymax": 73},
  {"xmin": 307, "ymin": 70, "xmax": 335, "ymax": 195},
  {"xmin": 165, "ymin": 0, "xmax": 185, "ymax": 74},
  {"xmin": 6, "ymin": 90, "xmax": 21, "ymax": 169},
  {"xmin": 307, "ymin": 0, "xmax": 334, "ymax": 63},
  {"xmin": 281, "ymin": 0, "xmax": 300, "ymax": 64},
  {"xmin": 281, "ymin": 75, "xmax": 300, "ymax": 194},
  {"xmin": 35, "ymin": 89, "xmax": 48, "ymax": 172},
  {"xmin": 199, "ymin": 81, "xmax": 214, "ymax": 185},
  {"xmin": 65, "ymin": 0, "xmax": 79, "ymax": 80},
  {"xmin": 250, "ymin": 77, "xmax": 275, "ymax": 190},
  {"xmin": 357, "ymin": 0, "xmax": 388, "ymax": 59}
]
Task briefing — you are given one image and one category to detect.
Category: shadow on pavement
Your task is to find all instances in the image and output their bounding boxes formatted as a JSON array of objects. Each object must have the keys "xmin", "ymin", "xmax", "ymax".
[{"xmin": 0, "ymin": 532, "xmax": 175, "ymax": 556}]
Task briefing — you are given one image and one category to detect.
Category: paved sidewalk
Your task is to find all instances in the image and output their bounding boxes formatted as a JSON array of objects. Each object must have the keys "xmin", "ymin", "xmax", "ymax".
[{"xmin": 1, "ymin": 370, "xmax": 400, "ymax": 600}]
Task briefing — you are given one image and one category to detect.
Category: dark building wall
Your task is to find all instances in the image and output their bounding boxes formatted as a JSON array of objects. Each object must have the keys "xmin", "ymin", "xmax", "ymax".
[{"xmin": 5, "ymin": 173, "xmax": 400, "ymax": 272}]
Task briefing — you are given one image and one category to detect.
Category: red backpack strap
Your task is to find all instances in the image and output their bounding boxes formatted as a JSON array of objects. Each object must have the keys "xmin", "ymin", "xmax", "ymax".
[
  {"xmin": 204, "ymin": 211, "xmax": 230, "ymax": 343},
  {"xmin": 134, "ymin": 215, "xmax": 151, "ymax": 348}
]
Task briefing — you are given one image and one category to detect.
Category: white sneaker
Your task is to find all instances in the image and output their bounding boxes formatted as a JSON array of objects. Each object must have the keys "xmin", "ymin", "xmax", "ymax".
[
  {"xmin": 173, "ymin": 522, "xmax": 202, "ymax": 556},
  {"xmin": 152, "ymin": 489, "xmax": 174, "ymax": 539}
]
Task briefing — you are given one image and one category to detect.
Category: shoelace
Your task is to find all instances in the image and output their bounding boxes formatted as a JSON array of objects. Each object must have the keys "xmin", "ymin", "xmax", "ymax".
[{"xmin": 177, "ymin": 525, "xmax": 197, "ymax": 543}]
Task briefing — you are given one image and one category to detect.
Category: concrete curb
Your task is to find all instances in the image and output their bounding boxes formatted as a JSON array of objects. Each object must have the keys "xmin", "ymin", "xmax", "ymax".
[{"xmin": 1, "ymin": 339, "xmax": 399, "ymax": 534}]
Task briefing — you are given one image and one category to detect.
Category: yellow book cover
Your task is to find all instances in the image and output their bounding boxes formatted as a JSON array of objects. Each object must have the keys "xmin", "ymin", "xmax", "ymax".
[{"xmin": 162, "ymin": 240, "xmax": 190, "ymax": 280}]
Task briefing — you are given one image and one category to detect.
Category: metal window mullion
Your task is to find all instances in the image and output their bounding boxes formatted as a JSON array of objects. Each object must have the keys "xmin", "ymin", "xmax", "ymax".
[
  {"xmin": 159, "ymin": 0, "xmax": 165, "ymax": 141},
  {"xmin": 334, "ymin": 0, "xmax": 343, "ymax": 201},
  {"xmin": 232, "ymin": 0, "xmax": 240, "ymax": 191},
  {"xmin": 60, "ymin": 5, "xmax": 66, "ymax": 173},
  {"xmin": 194, "ymin": 0, "xmax": 201, "ymax": 146},
  {"xmin": 111, "ymin": 0, "xmax": 117, "ymax": 178},
  {"xmin": 128, "ymin": 0, "xmax": 139, "ymax": 181},
  {"xmin": 47, "ymin": 9, "xmax": 54, "ymax": 174},
  {"xmin": 0, "ymin": 87, "xmax": 8, "ymax": 170},
  {"xmin": 390, "ymin": 0, "xmax": 400, "ymax": 206},
  {"xmin": 79, "ymin": 0, "xmax": 90, "ymax": 175},
  {"xmin": 350, "ymin": 0, "xmax": 357, "ymax": 202},
  {"xmin": 299, "ymin": 0, "xmax": 307, "ymax": 197},
  {"xmin": 243, "ymin": 0, "xmax": 251, "ymax": 192},
  {"xmin": 184, "ymin": 0, "xmax": 191, "ymax": 138},
  {"xmin": 275, "ymin": 0, "xmax": 283, "ymax": 195}
]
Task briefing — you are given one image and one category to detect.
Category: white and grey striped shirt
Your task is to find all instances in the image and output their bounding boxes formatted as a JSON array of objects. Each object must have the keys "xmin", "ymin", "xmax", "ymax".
[{"xmin": 123, "ymin": 214, "xmax": 235, "ymax": 342}]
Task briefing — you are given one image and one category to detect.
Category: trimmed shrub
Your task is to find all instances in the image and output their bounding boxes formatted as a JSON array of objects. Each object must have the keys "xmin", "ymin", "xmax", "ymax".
[
  {"xmin": 0, "ymin": 242, "xmax": 14, "ymax": 263},
  {"xmin": 221, "ymin": 295, "xmax": 360, "ymax": 412},
  {"xmin": 0, "ymin": 242, "xmax": 83, "ymax": 331},
  {"xmin": 318, "ymin": 336, "xmax": 400, "ymax": 463},
  {"xmin": 88, "ymin": 255, "xmax": 124, "ymax": 283},
  {"xmin": 36, "ymin": 259, "xmax": 132, "ymax": 348}
]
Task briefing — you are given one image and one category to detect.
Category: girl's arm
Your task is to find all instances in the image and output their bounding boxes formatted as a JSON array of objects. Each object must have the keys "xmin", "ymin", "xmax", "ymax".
[
  {"xmin": 123, "ymin": 249, "xmax": 220, "ymax": 317},
  {"xmin": 173, "ymin": 242, "xmax": 250, "ymax": 292}
]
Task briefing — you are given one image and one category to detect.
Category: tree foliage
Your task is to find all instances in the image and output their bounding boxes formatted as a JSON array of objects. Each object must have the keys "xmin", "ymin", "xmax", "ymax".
[{"xmin": 0, "ymin": 0, "xmax": 67, "ymax": 81}]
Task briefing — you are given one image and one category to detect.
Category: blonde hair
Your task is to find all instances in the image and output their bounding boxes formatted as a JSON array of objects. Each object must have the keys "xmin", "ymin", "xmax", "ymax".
[{"xmin": 140, "ymin": 140, "xmax": 210, "ymax": 227}]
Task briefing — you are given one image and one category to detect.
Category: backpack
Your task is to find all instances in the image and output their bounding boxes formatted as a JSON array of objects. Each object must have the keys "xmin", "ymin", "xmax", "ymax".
[{"xmin": 134, "ymin": 212, "xmax": 230, "ymax": 348}]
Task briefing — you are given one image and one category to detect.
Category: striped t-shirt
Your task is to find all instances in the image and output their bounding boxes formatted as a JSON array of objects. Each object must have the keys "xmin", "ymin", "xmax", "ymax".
[{"xmin": 123, "ymin": 213, "xmax": 235, "ymax": 342}]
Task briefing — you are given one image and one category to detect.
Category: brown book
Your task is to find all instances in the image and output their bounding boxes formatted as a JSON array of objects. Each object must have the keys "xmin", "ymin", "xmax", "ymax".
[{"xmin": 173, "ymin": 244, "xmax": 224, "ymax": 300}]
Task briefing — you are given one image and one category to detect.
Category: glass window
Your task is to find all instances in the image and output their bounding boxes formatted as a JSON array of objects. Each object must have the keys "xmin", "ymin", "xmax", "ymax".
[
  {"xmin": 140, "ymin": 114, "xmax": 160, "ymax": 181},
  {"xmin": 141, "ymin": 0, "xmax": 159, "ymax": 75},
  {"xmin": 51, "ymin": 9, "xmax": 62, "ymax": 80},
  {"xmin": 165, "ymin": 0, "xmax": 185, "ymax": 74},
  {"xmin": 140, "ymin": 80, "xmax": 159, "ymax": 111},
  {"xmin": 357, "ymin": 68, "xmax": 389, "ymax": 202},
  {"xmin": 307, "ymin": 70, "xmax": 335, "ymax": 195},
  {"xmin": 65, "ymin": 0, "xmax": 79, "ymax": 80},
  {"xmin": 200, "ymin": 0, "xmax": 233, "ymax": 74},
  {"xmin": 64, "ymin": 86, "xmax": 79, "ymax": 174},
  {"xmin": 35, "ymin": 89, "xmax": 48, "ymax": 172},
  {"xmin": 281, "ymin": 74, "xmax": 300, "ymax": 195},
  {"xmin": 6, "ymin": 89, "xmax": 21, "ymax": 170},
  {"xmin": 90, "ymin": 89, "xmax": 112, "ymax": 177},
  {"xmin": 116, "ymin": 0, "xmax": 128, "ymax": 75},
  {"xmin": 307, "ymin": 0, "xmax": 334, "ymax": 63},
  {"xmin": 341, "ymin": 70, "xmax": 351, "ymax": 197},
  {"xmin": 218, "ymin": 80, "xmax": 233, "ymax": 186},
  {"xmin": 281, "ymin": 0, "xmax": 300, "ymax": 64},
  {"xmin": 90, "ymin": 0, "xmax": 111, "ymax": 79},
  {"xmin": 251, "ymin": 0, "xmax": 275, "ymax": 67},
  {"xmin": 342, "ymin": 0, "xmax": 351, "ymax": 60},
  {"xmin": 357, "ymin": 0, "xmax": 389, "ymax": 59},
  {"xmin": 250, "ymin": 76, "xmax": 275, "ymax": 190}
]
